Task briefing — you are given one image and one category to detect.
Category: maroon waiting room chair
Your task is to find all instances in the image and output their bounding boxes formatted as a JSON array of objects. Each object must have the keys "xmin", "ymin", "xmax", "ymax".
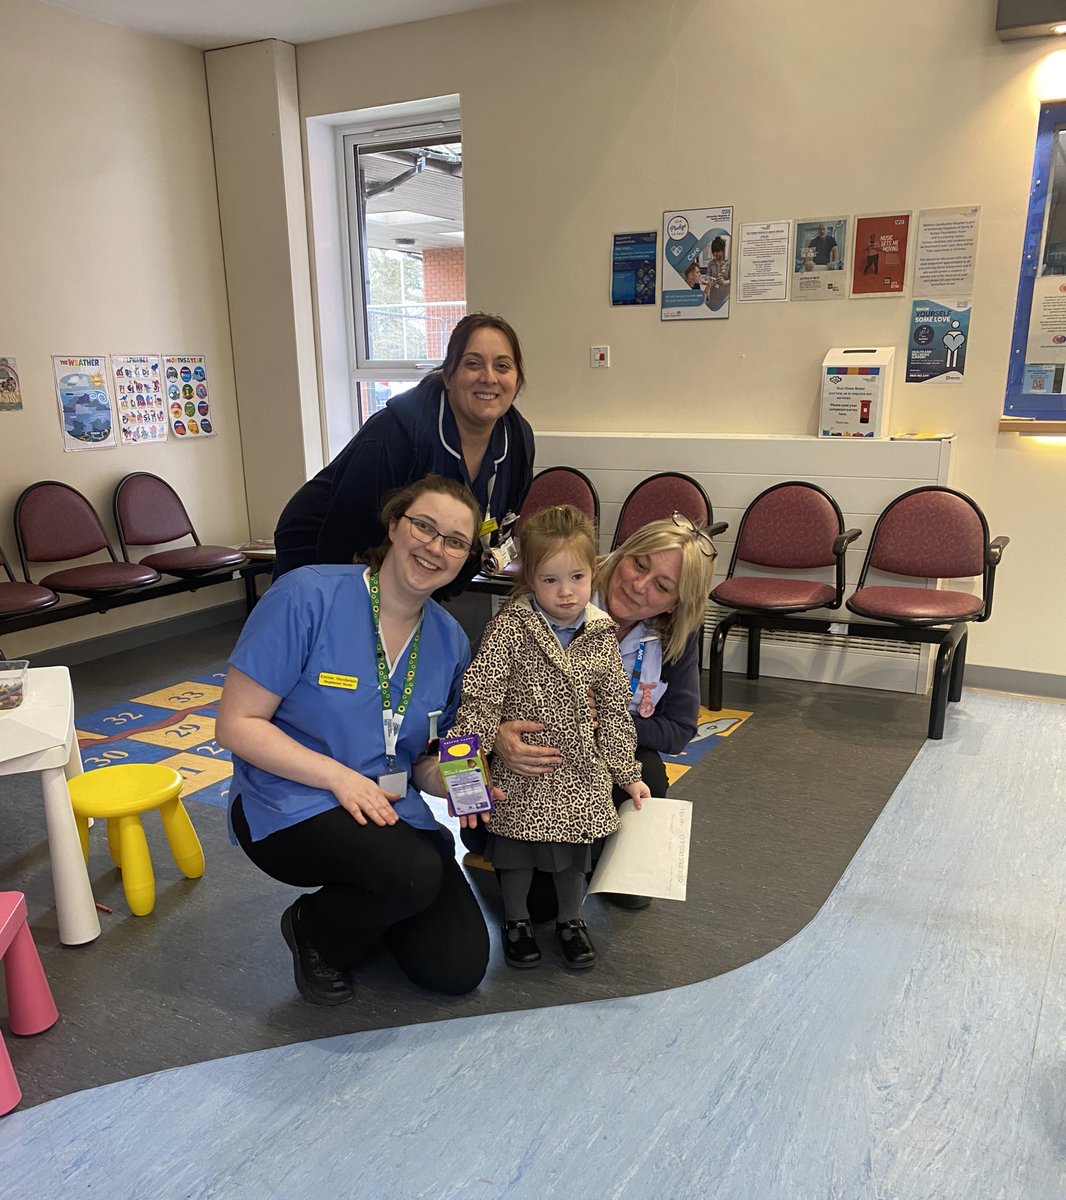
[
  {"xmin": 0, "ymin": 541, "xmax": 60, "ymax": 624},
  {"xmin": 845, "ymin": 486, "xmax": 1008, "ymax": 739},
  {"xmin": 514, "ymin": 465, "xmax": 601, "ymax": 536},
  {"xmin": 707, "ymin": 481, "xmax": 860, "ymax": 710},
  {"xmin": 610, "ymin": 470, "xmax": 726, "ymax": 551},
  {"xmin": 113, "ymin": 472, "xmax": 245, "ymax": 582},
  {"xmin": 14, "ymin": 481, "xmax": 161, "ymax": 598}
]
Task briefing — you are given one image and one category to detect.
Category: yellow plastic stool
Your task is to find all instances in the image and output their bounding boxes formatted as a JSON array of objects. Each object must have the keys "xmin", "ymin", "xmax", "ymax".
[{"xmin": 67, "ymin": 764, "xmax": 205, "ymax": 916}]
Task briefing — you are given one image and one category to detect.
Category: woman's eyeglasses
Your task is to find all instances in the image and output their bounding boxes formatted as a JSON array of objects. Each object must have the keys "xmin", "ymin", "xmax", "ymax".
[
  {"xmin": 402, "ymin": 515, "xmax": 475, "ymax": 559},
  {"xmin": 671, "ymin": 511, "xmax": 717, "ymax": 558}
]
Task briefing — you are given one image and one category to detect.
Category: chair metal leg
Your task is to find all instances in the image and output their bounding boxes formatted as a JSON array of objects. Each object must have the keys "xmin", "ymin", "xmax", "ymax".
[
  {"xmin": 746, "ymin": 621, "xmax": 762, "ymax": 680},
  {"xmin": 949, "ymin": 628, "xmax": 968, "ymax": 703},
  {"xmin": 928, "ymin": 624, "xmax": 968, "ymax": 740},
  {"xmin": 708, "ymin": 614, "xmax": 738, "ymax": 712}
]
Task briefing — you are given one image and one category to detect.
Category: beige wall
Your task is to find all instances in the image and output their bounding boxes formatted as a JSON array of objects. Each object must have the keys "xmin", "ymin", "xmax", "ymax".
[
  {"xmin": 296, "ymin": 0, "xmax": 1066, "ymax": 677},
  {"xmin": 1, "ymin": 0, "xmax": 248, "ymax": 656},
  {"xmin": 205, "ymin": 41, "xmax": 323, "ymax": 539}
]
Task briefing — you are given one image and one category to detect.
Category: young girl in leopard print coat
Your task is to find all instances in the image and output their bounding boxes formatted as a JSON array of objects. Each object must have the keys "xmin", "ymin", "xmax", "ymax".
[{"xmin": 453, "ymin": 505, "xmax": 650, "ymax": 970}]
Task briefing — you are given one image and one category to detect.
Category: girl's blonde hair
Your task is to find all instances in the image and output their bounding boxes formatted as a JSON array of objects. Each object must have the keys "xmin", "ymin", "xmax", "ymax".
[
  {"xmin": 593, "ymin": 518, "xmax": 717, "ymax": 663},
  {"xmin": 515, "ymin": 505, "xmax": 597, "ymax": 597}
]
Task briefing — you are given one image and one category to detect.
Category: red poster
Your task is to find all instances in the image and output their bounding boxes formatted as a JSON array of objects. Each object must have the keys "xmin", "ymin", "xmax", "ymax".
[{"xmin": 851, "ymin": 213, "xmax": 910, "ymax": 297}]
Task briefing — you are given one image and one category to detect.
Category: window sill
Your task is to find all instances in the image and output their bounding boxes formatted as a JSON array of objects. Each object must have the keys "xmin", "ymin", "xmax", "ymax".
[{"xmin": 999, "ymin": 418, "xmax": 1066, "ymax": 434}]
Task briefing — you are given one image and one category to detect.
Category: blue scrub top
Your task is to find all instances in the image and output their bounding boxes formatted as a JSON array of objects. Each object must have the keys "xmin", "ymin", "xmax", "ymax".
[{"xmin": 228, "ymin": 565, "xmax": 470, "ymax": 842}]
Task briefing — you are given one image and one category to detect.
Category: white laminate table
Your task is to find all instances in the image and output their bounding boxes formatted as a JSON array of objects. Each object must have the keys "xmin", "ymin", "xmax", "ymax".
[{"xmin": 0, "ymin": 666, "xmax": 100, "ymax": 945}]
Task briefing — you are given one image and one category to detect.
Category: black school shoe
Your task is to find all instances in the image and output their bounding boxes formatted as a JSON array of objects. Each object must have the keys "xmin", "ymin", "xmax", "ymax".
[
  {"xmin": 502, "ymin": 919, "xmax": 541, "ymax": 968},
  {"xmin": 281, "ymin": 901, "xmax": 355, "ymax": 1006},
  {"xmin": 555, "ymin": 919, "xmax": 597, "ymax": 968}
]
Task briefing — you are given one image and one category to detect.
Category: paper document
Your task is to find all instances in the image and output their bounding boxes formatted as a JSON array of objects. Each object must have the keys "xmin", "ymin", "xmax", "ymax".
[{"xmin": 587, "ymin": 797, "xmax": 692, "ymax": 902}]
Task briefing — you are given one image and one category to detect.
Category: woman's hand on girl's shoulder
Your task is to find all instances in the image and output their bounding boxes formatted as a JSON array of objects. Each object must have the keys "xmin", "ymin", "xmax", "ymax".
[{"xmin": 332, "ymin": 769, "xmax": 402, "ymax": 826}]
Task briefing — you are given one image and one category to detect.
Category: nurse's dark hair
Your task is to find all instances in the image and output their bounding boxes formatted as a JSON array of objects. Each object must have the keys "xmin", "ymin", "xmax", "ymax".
[
  {"xmin": 433, "ymin": 313, "xmax": 526, "ymax": 397},
  {"xmin": 362, "ymin": 475, "xmax": 481, "ymax": 571}
]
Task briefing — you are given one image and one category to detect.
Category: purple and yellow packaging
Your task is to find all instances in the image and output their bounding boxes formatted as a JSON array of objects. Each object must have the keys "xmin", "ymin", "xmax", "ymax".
[{"xmin": 439, "ymin": 734, "xmax": 494, "ymax": 817}]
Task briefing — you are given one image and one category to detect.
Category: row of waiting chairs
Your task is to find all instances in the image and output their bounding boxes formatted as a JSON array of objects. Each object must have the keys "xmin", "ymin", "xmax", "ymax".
[
  {"xmin": 707, "ymin": 481, "xmax": 1009, "ymax": 740},
  {"xmin": 520, "ymin": 468, "xmax": 1009, "ymax": 741},
  {"xmin": 0, "ymin": 474, "xmax": 245, "ymax": 626},
  {"xmin": 515, "ymin": 466, "xmax": 728, "ymax": 550}
]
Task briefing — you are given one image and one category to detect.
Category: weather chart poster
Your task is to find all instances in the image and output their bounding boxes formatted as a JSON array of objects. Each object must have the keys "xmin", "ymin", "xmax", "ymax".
[
  {"xmin": 112, "ymin": 355, "xmax": 167, "ymax": 445},
  {"xmin": 52, "ymin": 355, "xmax": 117, "ymax": 450},
  {"xmin": 163, "ymin": 355, "xmax": 215, "ymax": 438}
]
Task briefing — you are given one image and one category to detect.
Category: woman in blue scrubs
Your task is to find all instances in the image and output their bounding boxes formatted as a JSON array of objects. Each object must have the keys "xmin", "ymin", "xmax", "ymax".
[{"xmin": 217, "ymin": 476, "xmax": 491, "ymax": 1005}]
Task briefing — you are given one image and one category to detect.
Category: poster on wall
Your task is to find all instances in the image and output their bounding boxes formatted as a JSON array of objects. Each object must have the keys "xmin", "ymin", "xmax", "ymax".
[
  {"xmin": 163, "ymin": 355, "xmax": 215, "ymax": 438},
  {"xmin": 0, "ymin": 357, "xmax": 23, "ymax": 412},
  {"xmin": 736, "ymin": 220, "xmax": 791, "ymax": 303},
  {"xmin": 1023, "ymin": 275, "xmax": 1066, "ymax": 383},
  {"xmin": 661, "ymin": 206, "xmax": 733, "ymax": 320},
  {"xmin": 611, "ymin": 231, "xmax": 658, "ymax": 306},
  {"xmin": 792, "ymin": 217, "xmax": 848, "ymax": 301},
  {"xmin": 913, "ymin": 206, "xmax": 980, "ymax": 295},
  {"xmin": 906, "ymin": 299, "xmax": 971, "ymax": 384},
  {"xmin": 52, "ymin": 355, "xmax": 117, "ymax": 450},
  {"xmin": 112, "ymin": 355, "xmax": 167, "ymax": 445},
  {"xmin": 850, "ymin": 213, "xmax": 910, "ymax": 297}
]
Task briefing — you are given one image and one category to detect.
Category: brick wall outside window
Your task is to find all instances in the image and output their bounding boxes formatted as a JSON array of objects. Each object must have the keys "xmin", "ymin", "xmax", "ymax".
[{"xmin": 423, "ymin": 248, "xmax": 466, "ymax": 359}]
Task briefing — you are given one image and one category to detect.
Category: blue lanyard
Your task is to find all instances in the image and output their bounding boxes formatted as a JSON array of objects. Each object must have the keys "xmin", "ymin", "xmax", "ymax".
[{"xmin": 628, "ymin": 640, "xmax": 647, "ymax": 696}]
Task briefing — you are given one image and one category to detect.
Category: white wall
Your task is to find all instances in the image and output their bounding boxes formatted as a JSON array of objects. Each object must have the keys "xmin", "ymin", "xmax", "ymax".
[
  {"xmin": 1, "ymin": 0, "xmax": 247, "ymax": 656},
  {"xmin": 295, "ymin": 0, "xmax": 1066, "ymax": 679}
]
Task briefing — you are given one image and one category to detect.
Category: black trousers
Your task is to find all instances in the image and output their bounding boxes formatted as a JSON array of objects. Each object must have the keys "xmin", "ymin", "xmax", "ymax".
[
  {"xmin": 460, "ymin": 746, "xmax": 669, "ymax": 921},
  {"xmin": 233, "ymin": 797, "xmax": 489, "ymax": 995}
]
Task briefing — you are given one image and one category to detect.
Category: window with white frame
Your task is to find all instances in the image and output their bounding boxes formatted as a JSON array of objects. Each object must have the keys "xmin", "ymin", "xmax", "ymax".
[{"xmin": 343, "ymin": 110, "xmax": 466, "ymax": 425}]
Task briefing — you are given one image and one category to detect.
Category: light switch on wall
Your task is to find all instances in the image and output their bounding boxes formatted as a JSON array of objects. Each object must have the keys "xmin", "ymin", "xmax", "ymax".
[{"xmin": 590, "ymin": 345, "xmax": 610, "ymax": 367}]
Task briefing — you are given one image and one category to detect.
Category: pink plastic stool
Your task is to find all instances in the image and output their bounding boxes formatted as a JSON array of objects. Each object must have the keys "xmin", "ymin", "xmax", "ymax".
[{"xmin": 0, "ymin": 892, "xmax": 59, "ymax": 1116}]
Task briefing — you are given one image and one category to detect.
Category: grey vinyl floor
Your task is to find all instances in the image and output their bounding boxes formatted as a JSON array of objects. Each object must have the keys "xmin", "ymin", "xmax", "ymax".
[{"xmin": 1, "ymin": 619, "xmax": 928, "ymax": 1112}]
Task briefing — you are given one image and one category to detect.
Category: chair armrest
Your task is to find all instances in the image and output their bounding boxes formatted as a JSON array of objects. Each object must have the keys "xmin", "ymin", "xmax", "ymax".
[
  {"xmin": 833, "ymin": 528, "xmax": 862, "ymax": 556},
  {"xmin": 987, "ymin": 535, "xmax": 1009, "ymax": 566},
  {"xmin": 707, "ymin": 521, "xmax": 729, "ymax": 537}
]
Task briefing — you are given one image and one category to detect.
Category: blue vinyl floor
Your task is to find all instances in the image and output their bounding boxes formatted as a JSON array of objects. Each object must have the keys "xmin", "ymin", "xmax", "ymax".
[{"xmin": 2, "ymin": 689, "xmax": 1065, "ymax": 1198}]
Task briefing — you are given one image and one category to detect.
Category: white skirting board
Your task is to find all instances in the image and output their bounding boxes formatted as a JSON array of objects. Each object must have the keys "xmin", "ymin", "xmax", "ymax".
[{"xmin": 533, "ymin": 432, "xmax": 955, "ymax": 694}]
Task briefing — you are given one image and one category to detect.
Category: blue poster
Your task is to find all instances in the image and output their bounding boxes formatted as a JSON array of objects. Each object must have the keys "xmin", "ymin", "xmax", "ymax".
[
  {"xmin": 611, "ymin": 231, "xmax": 657, "ymax": 305},
  {"xmin": 661, "ymin": 207, "xmax": 733, "ymax": 321},
  {"xmin": 906, "ymin": 299, "xmax": 971, "ymax": 384}
]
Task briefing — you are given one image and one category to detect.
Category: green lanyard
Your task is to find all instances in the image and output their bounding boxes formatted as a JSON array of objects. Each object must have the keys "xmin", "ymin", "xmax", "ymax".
[{"xmin": 369, "ymin": 572, "xmax": 422, "ymax": 770}]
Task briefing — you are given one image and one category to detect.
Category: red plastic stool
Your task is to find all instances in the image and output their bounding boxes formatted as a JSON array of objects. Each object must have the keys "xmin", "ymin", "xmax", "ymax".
[{"xmin": 0, "ymin": 892, "xmax": 59, "ymax": 1116}]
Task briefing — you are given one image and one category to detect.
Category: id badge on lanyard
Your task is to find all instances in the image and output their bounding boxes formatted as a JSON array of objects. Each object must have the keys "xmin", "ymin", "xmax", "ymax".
[
  {"xmin": 629, "ymin": 639, "xmax": 655, "ymax": 717},
  {"xmin": 378, "ymin": 709, "xmax": 408, "ymax": 795}
]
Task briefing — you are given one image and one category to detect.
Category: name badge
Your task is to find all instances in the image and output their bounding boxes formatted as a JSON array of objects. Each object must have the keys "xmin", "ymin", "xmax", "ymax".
[
  {"xmin": 377, "ymin": 770, "xmax": 408, "ymax": 797},
  {"xmin": 318, "ymin": 672, "xmax": 358, "ymax": 690},
  {"xmin": 478, "ymin": 517, "xmax": 499, "ymax": 539}
]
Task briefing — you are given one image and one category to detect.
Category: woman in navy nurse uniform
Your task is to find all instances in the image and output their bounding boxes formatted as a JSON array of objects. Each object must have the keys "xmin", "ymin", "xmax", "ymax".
[
  {"xmin": 272, "ymin": 313, "xmax": 534, "ymax": 597},
  {"xmin": 217, "ymin": 476, "xmax": 491, "ymax": 1005}
]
